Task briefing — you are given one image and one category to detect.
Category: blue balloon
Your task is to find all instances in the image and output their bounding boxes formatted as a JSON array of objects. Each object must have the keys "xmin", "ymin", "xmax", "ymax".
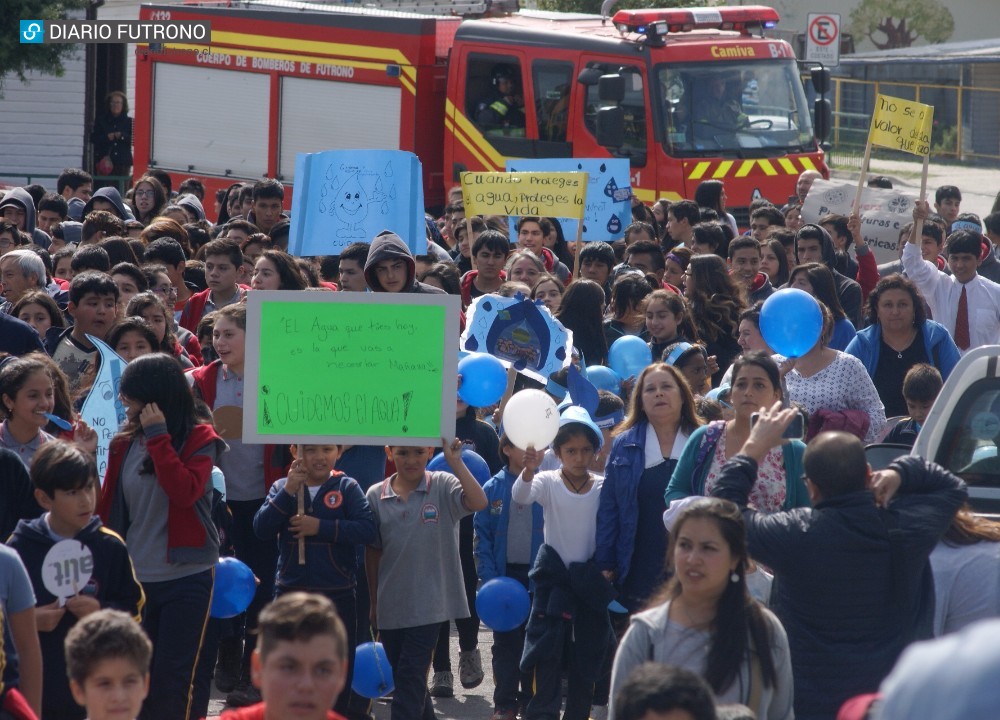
[
  {"xmin": 759, "ymin": 289, "xmax": 823, "ymax": 358},
  {"xmin": 458, "ymin": 353, "xmax": 508, "ymax": 407},
  {"xmin": 476, "ymin": 577, "xmax": 531, "ymax": 632},
  {"xmin": 352, "ymin": 641, "xmax": 394, "ymax": 698},
  {"xmin": 210, "ymin": 557, "xmax": 257, "ymax": 619},
  {"xmin": 608, "ymin": 336, "xmax": 653, "ymax": 381},
  {"xmin": 427, "ymin": 448, "xmax": 492, "ymax": 486},
  {"xmin": 586, "ymin": 365, "xmax": 621, "ymax": 394}
]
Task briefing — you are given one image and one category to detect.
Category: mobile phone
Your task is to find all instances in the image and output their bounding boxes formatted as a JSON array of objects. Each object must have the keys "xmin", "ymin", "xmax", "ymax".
[{"xmin": 750, "ymin": 410, "xmax": 804, "ymax": 440}]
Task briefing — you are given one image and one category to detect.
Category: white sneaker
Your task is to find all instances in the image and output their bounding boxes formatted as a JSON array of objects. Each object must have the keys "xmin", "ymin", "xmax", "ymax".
[{"xmin": 459, "ymin": 649, "xmax": 485, "ymax": 689}]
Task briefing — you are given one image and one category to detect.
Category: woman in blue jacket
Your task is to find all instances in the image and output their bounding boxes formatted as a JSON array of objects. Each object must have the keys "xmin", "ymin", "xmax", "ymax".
[
  {"xmin": 845, "ymin": 274, "xmax": 960, "ymax": 418},
  {"xmin": 665, "ymin": 353, "xmax": 810, "ymax": 513},
  {"xmin": 596, "ymin": 363, "xmax": 703, "ymax": 612}
]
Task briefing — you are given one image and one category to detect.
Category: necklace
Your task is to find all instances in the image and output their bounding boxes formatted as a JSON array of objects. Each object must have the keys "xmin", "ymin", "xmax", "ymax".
[
  {"xmin": 677, "ymin": 598, "xmax": 714, "ymax": 631},
  {"xmin": 885, "ymin": 329, "xmax": 917, "ymax": 359},
  {"xmin": 562, "ymin": 471, "xmax": 590, "ymax": 494}
]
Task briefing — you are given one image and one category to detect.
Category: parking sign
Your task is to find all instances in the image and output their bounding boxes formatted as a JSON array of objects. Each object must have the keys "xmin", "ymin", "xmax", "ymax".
[{"xmin": 806, "ymin": 13, "xmax": 840, "ymax": 67}]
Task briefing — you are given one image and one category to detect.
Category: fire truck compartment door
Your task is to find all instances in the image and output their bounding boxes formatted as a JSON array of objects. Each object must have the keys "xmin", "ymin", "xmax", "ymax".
[
  {"xmin": 151, "ymin": 64, "xmax": 269, "ymax": 177},
  {"xmin": 278, "ymin": 77, "xmax": 402, "ymax": 180}
]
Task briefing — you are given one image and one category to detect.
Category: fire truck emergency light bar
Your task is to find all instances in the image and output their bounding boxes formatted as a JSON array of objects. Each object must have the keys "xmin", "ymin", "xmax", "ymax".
[{"xmin": 613, "ymin": 5, "xmax": 779, "ymax": 39}]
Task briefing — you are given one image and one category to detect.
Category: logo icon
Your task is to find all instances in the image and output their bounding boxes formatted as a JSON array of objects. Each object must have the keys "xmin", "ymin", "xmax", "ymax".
[{"xmin": 20, "ymin": 20, "xmax": 44, "ymax": 44}]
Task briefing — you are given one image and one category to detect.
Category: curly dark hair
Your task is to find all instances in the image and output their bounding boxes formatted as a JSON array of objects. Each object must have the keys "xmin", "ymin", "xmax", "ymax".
[
  {"xmin": 686, "ymin": 254, "xmax": 744, "ymax": 342},
  {"xmin": 864, "ymin": 273, "xmax": 927, "ymax": 328}
]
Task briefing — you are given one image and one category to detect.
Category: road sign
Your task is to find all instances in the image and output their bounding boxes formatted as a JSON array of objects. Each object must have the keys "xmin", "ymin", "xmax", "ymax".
[{"xmin": 806, "ymin": 13, "xmax": 841, "ymax": 67}]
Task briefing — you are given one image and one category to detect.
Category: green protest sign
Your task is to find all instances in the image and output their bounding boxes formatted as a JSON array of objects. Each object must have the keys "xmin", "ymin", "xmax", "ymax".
[{"xmin": 244, "ymin": 292, "xmax": 460, "ymax": 445}]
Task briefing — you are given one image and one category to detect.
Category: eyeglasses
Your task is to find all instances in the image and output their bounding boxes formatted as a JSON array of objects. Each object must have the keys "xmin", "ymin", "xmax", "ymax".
[
  {"xmin": 0, "ymin": 240, "xmax": 15, "ymax": 249},
  {"xmin": 134, "ymin": 190, "xmax": 154, "ymax": 198},
  {"xmin": 153, "ymin": 285, "xmax": 178, "ymax": 297}
]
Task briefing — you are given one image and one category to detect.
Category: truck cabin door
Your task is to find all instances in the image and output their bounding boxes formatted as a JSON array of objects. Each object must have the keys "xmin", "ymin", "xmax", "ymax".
[
  {"xmin": 461, "ymin": 53, "xmax": 574, "ymax": 162},
  {"xmin": 576, "ymin": 60, "xmax": 649, "ymax": 171}
]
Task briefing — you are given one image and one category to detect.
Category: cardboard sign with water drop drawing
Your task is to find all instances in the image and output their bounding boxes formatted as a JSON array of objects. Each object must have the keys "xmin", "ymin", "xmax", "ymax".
[{"xmin": 243, "ymin": 291, "xmax": 460, "ymax": 446}]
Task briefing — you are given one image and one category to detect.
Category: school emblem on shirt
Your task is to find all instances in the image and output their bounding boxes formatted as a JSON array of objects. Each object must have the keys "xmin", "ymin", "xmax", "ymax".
[
  {"xmin": 490, "ymin": 499, "xmax": 503, "ymax": 516},
  {"xmin": 421, "ymin": 503, "xmax": 439, "ymax": 524},
  {"xmin": 323, "ymin": 490, "xmax": 343, "ymax": 509}
]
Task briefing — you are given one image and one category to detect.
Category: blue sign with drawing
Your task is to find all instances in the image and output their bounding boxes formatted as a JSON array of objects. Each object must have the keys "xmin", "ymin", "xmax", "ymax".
[{"xmin": 288, "ymin": 149, "xmax": 427, "ymax": 257}]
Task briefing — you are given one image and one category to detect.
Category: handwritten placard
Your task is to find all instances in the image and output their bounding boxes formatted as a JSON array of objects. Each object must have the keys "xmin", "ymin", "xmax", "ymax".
[
  {"xmin": 869, "ymin": 94, "xmax": 934, "ymax": 156},
  {"xmin": 243, "ymin": 292, "xmax": 460, "ymax": 445},
  {"xmin": 288, "ymin": 149, "xmax": 427, "ymax": 257},
  {"xmin": 79, "ymin": 336, "xmax": 128, "ymax": 484},
  {"xmin": 505, "ymin": 159, "xmax": 631, "ymax": 241},
  {"xmin": 802, "ymin": 178, "xmax": 917, "ymax": 265},
  {"xmin": 460, "ymin": 171, "xmax": 587, "ymax": 219}
]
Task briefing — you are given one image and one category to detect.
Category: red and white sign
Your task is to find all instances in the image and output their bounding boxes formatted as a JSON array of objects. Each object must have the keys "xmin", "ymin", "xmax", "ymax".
[{"xmin": 806, "ymin": 13, "xmax": 841, "ymax": 66}]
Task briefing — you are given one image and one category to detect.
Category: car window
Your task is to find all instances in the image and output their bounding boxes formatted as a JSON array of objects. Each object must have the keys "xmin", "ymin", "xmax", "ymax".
[{"xmin": 936, "ymin": 378, "xmax": 1000, "ymax": 487}]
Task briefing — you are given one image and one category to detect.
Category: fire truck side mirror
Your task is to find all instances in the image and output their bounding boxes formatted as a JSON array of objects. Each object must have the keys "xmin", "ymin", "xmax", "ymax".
[
  {"xmin": 596, "ymin": 107, "xmax": 625, "ymax": 148},
  {"xmin": 598, "ymin": 74, "xmax": 626, "ymax": 103},
  {"xmin": 577, "ymin": 67, "xmax": 602, "ymax": 86},
  {"xmin": 810, "ymin": 67, "xmax": 831, "ymax": 95},
  {"xmin": 814, "ymin": 98, "xmax": 832, "ymax": 143}
]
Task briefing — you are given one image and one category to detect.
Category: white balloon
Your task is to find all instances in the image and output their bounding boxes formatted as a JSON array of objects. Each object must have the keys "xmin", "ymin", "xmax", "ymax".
[{"xmin": 504, "ymin": 389, "xmax": 560, "ymax": 451}]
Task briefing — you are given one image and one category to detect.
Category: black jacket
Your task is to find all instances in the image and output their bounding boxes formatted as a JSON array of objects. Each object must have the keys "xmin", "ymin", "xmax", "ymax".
[
  {"xmin": 0, "ymin": 448, "xmax": 40, "ymax": 541},
  {"xmin": 0, "ymin": 312, "xmax": 45, "ymax": 357},
  {"xmin": 800, "ymin": 224, "xmax": 863, "ymax": 327},
  {"xmin": 90, "ymin": 111, "xmax": 132, "ymax": 166},
  {"xmin": 7, "ymin": 516, "xmax": 144, "ymax": 720},
  {"xmin": 520, "ymin": 543, "xmax": 614, "ymax": 673},
  {"xmin": 363, "ymin": 230, "xmax": 445, "ymax": 294},
  {"xmin": 711, "ymin": 454, "xmax": 966, "ymax": 720}
]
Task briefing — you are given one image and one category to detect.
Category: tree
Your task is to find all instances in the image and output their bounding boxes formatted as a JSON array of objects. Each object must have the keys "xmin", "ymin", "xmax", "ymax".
[
  {"xmin": 534, "ymin": 0, "xmax": 700, "ymax": 16},
  {"xmin": 2, "ymin": 0, "xmax": 90, "ymax": 91},
  {"xmin": 849, "ymin": 0, "xmax": 954, "ymax": 50}
]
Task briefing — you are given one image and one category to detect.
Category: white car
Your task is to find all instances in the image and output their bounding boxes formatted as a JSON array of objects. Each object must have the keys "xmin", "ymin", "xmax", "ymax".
[{"xmin": 911, "ymin": 345, "xmax": 1000, "ymax": 515}]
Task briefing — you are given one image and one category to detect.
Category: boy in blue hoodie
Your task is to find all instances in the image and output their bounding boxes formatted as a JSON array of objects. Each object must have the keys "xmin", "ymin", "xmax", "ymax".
[
  {"xmin": 7, "ymin": 440, "xmax": 144, "ymax": 720},
  {"xmin": 474, "ymin": 435, "xmax": 543, "ymax": 720},
  {"xmin": 253, "ymin": 443, "xmax": 376, "ymax": 720}
]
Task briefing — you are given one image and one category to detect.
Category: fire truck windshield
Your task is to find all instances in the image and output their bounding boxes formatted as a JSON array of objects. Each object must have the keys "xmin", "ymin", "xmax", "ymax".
[{"xmin": 655, "ymin": 59, "xmax": 815, "ymax": 157}]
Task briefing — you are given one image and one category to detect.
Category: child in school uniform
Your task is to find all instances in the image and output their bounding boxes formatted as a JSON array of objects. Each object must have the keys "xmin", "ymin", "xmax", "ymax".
[
  {"xmin": 253, "ymin": 444, "xmax": 376, "ymax": 719},
  {"xmin": 514, "ymin": 407, "xmax": 615, "ymax": 720},
  {"xmin": 9, "ymin": 440, "xmax": 144, "ymax": 720},
  {"xmin": 474, "ymin": 435, "xmax": 544, "ymax": 720},
  {"xmin": 366, "ymin": 439, "xmax": 488, "ymax": 720}
]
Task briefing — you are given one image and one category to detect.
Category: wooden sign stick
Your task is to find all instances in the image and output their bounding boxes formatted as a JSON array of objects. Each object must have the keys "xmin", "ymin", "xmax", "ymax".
[{"xmin": 297, "ymin": 444, "xmax": 305, "ymax": 565}]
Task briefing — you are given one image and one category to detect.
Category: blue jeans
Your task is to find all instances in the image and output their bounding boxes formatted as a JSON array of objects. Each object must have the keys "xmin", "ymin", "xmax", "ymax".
[
  {"xmin": 140, "ymin": 568, "xmax": 214, "ymax": 720},
  {"xmin": 380, "ymin": 624, "xmax": 439, "ymax": 720}
]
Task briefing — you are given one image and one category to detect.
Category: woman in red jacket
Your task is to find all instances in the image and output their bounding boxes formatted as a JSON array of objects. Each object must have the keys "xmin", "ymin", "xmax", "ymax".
[{"xmin": 98, "ymin": 353, "xmax": 225, "ymax": 720}]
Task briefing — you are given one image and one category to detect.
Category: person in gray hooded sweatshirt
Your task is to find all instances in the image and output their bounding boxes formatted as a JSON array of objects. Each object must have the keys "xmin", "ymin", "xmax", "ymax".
[
  {"xmin": 0, "ymin": 188, "xmax": 51, "ymax": 249},
  {"xmin": 177, "ymin": 193, "xmax": 209, "ymax": 225},
  {"xmin": 80, "ymin": 186, "xmax": 134, "ymax": 222},
  {"xmin": 364, "ymin": 229, "xmax": 446, "ymax": 294}
]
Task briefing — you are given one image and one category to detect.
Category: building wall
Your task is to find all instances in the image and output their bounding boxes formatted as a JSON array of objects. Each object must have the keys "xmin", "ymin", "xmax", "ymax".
[{"xmin": 751, "ymin": 0, "xmax": 994, "ymax": 54}]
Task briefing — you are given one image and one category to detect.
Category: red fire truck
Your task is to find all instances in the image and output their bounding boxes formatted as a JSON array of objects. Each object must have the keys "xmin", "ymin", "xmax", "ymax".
[{"xmin": 133, "ymin": 1, "xmax": 829, "ymax": 223}]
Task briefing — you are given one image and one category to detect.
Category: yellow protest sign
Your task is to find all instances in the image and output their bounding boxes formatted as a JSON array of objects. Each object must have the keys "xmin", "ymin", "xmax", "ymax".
[
  {"xmin": 461, "ymin": 171, "xmax": 587, "ymax": 219},
  {"xmin": 868, "ymin": 94, "xmax": 934, "ymax": 156}
]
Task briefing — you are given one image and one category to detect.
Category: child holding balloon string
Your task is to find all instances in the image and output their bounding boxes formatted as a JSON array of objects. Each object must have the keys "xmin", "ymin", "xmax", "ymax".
[
  {"xmin": 514, "ymin": 407, "xmax": 614, "ymax": 720},
  {"xmin": 9, "ymin": 440, "xmax": 144, "ymax": 720}
]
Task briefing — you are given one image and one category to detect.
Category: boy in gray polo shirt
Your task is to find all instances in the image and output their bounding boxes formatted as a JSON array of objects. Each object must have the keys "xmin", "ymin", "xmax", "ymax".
[{"xmin": 365, "ymin": 439, "xmax": 488, "ymax": 720}]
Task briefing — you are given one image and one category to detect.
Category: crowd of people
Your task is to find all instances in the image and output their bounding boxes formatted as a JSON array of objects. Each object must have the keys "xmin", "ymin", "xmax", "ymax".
[{"xmin": 0, "ymin": 165, "xmax": 998, "ymax": 720}]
